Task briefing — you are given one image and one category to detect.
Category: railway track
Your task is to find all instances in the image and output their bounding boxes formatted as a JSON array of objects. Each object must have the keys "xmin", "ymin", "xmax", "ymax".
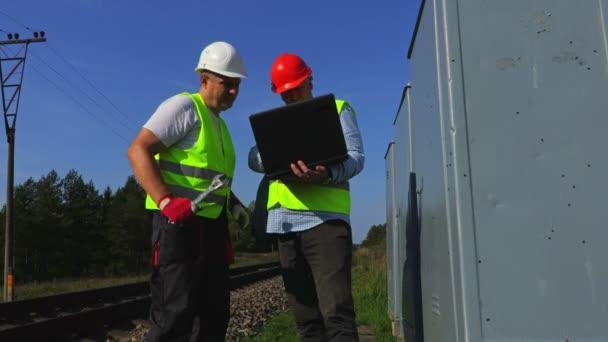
[{"xmin": 0, "ymin": 262, "xmax": 281, "ymax": 341}]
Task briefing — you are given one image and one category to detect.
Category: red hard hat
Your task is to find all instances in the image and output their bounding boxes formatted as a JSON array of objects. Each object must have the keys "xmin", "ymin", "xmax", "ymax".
[{"xmin": 270, "ymin": 53, "xmax": 312, "ymax": 94}]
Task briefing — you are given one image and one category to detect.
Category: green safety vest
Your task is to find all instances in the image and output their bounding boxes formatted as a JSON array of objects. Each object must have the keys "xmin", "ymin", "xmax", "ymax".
[
  {"xmin": 145, "ymin": 92, "xmax": 236, "ymax": 218},
  {"xmin": 266, "ymin": 99, "xmax": 352, "ymax": 215}
]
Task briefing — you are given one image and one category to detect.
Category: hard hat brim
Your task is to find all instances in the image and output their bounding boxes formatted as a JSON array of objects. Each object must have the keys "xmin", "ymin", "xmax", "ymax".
[
  {"xmin": 273, "ymin": 73, "xmax": 309, "ymax": 94},
  {"xmin": 195, "ymin": 67, "xmax": 247, "ymax": 79}
]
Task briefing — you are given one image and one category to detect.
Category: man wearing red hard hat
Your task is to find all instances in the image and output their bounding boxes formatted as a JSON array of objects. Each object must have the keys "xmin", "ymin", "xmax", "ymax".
[{"xmin": 249, "ymin": 53, "xmax": 365, "ymax": 341}]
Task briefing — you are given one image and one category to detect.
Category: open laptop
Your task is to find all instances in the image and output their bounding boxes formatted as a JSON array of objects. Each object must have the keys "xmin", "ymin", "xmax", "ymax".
[{"xmin": 249, "ymin": 93, "xmax": 348, "ymax": 179}]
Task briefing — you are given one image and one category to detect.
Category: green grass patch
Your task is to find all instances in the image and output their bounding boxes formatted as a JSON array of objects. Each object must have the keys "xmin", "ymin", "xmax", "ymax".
[
  {"xmin": 241, "ymin": 312, "xmax": 298, "ymax": 342},
  {"xmin": 352, "ymin": 246, "xmax": 395, "ymax": 342},
  {"xmin": 247, "ymin": 245, "xmax": 395, "ymax": 341},
  {"xmin": 0, "ymin": 274, "xmax": 148, "ymax": 303},
  {"xmin": 0, "ymin": 252, "xmax": 278, "ymax": 303},
  {"xmin": 233, "ymin": 251, "xmax": 278, "ymax": 267}
]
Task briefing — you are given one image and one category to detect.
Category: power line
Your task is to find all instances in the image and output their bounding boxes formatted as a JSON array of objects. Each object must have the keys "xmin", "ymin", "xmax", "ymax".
[
  {"xmin": 0, "ymin": 11, "xmax": 140, "ymax": 130},
  {"xmin": 0, "ymin": 43, "xmax": 131, "ymax": 142},
  {"xmin": 0, "ymin": 11, "xmax": 30, "ymax": 30},
  {"xmin": 1, "ymin": 28, "xmax": 138, "ymax": 134},
  {"xmin": 44, "ymin": 44, "xmax": 140, "ymax": 128},
  {"xmin": 28, "ymin": 51, "xmax": 138, "ymax": 134},
  {"xmin": 26, "ymin": 62, "xmax": 131, "ymax": 142}
]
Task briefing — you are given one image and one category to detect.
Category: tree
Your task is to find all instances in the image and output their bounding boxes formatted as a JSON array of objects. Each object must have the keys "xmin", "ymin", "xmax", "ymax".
[
  {"xmin": 14, "ymin": 171, "xmax": 64, "ymax": 281},
  {"xmin": 61, "ymin": 170, "xmax": 104, "ymax": 277},
  {"xmin": 105, "ymin": 176, "xmax": 150, "ymax": 275},
  {"xmin": 361, "ymin": 223, "xmax": 387, "ymax": 248}
]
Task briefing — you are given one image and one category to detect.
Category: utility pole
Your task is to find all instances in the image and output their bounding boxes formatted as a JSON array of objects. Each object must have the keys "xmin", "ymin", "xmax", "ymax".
[{"xmin": 1, "ymin": 31, "xmax": 46, "ymax": 302}]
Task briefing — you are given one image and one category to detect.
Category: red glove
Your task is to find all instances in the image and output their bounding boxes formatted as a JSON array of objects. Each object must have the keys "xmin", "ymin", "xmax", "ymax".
[{"xmin": 158, "ymin": 195, "xmax": 193, "ymax": 224}]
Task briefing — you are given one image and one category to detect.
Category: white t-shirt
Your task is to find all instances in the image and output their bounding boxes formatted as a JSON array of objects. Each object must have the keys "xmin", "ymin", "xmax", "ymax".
[{"xmin": 144, "ymin": 94, "xmax": 222, "ymax": 149}]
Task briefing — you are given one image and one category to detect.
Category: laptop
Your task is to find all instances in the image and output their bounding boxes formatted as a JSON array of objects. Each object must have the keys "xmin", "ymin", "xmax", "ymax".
[{"xmin": 249, "ymin": 93, "xmax": 348, "ymax": 179}]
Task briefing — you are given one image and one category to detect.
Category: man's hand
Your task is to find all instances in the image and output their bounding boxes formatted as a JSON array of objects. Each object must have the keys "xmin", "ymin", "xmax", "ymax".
[
  {"xmin": 158, "ymin": 195, "xmax": 193, "ymax": 224},
  {"xmin": 283, "ymin": 161, "xmax": 329, "ymax": 183},
  {"xmin": 232, "ymin": 204, "xmax": 250, "ymax": 228}
]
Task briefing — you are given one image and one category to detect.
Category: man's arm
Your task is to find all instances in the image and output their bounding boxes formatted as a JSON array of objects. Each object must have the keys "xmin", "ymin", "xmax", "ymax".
[
  {"xmin": 127, "ymin": 128, "xmax": 171, "ymax": 204},
  {"xmin": 326, "ymin": 104, "xmax": 365, "ymax": 183}
]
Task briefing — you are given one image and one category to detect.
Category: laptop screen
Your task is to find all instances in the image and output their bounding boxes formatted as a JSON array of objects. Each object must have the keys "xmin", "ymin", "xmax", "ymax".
[{"xmin": 249, "ymin": 94, "xmax": 347, "ymax": 179}]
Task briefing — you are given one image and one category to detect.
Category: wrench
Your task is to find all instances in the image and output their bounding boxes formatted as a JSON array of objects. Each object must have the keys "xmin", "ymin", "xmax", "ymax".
[{"xmin": 190, "ymin": 173, "xmax": 230, "ymax": 213}]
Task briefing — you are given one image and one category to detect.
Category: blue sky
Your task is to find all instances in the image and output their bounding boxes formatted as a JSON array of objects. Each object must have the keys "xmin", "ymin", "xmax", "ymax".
[{"xmin": 0, "ymin": 0, "xmax": 420, "ymax": 243}]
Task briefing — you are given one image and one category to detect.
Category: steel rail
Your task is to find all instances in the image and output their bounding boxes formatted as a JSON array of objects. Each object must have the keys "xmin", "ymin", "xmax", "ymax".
[{"xmin": 0, "ymin": 262, "xmax": 280, "ymax": 341}]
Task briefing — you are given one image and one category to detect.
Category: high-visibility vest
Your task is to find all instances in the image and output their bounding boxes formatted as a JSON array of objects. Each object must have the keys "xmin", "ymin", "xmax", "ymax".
[
  {"xmin": 266, "ymin": 99, "xmax": 352, "ymax": 215},
  {"xmin": 145, "ymin": 92, "xmax": 236, "ymax": 218}
]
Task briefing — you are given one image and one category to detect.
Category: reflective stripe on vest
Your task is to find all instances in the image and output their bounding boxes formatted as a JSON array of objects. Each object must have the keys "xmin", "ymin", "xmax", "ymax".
[
  {"xmin": 266, "ymin": 99, "xmax": 352, "ymax": 215},
  {"xmin": 145, "ymin": 92, "xmax": 236, "ymax": 218}
]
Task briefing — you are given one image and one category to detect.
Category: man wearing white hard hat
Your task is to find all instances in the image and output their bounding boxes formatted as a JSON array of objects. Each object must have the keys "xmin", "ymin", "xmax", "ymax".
[{"xmin": 127, "ymin": 41, "xmax": 249, "ymax": 341}]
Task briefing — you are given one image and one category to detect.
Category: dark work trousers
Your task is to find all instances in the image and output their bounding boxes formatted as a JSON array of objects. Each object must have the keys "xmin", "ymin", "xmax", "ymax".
[
  {"xmin": 277, "ymin": 220, "xmax": 359, "ymax": 342},
  {"xmin": 145, "ymin": 210, "xmax": 230, "ymax": 342}
]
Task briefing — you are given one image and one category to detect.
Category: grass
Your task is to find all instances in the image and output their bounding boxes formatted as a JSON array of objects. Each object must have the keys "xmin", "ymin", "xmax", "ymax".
[
  {"xmin": 233, "ymin": 251, "xmax": 278, "ymax": 267},
  {"xmin": 352, "ymin": 246, "xmax": 395, "ymax": 341},
  {"xmin": 0, "ymin": 249, "xmax": 398, "ymax": 340},
  {"xmin": 0, "ymin": 252, "xmax": 278, "ymax": 303},
  {"xmin": 0, "ymin": 275, "xmax": 149, "ymax": 303},
  {"xmin": 247, "ymin": 244, "xmax": 395, "ymax": 341},
  {"xmin": 241, "ymin": 312, "xmax": 298, "ymax": 342}
]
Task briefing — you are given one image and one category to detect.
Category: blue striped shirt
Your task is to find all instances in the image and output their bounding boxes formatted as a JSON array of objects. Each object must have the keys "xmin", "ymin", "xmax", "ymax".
[{"xmin": 248, "ymin": 103, "xmax": 365, "ymax": 234}]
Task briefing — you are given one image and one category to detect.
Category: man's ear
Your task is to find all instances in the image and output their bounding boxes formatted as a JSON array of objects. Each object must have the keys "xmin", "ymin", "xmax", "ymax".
[{"xmin": 200, "ymin": 73, "xmax": 207, "ymax": 86}]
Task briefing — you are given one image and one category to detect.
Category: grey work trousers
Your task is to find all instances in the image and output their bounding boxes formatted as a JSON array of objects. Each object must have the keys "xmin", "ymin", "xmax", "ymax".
[
  {"xmin": 145, "ymin": 211, "xmax": 230, "ymax": 342},
  {"xmin": 277, "ymin": 220, "xmax": 359, "ymax": 342}
]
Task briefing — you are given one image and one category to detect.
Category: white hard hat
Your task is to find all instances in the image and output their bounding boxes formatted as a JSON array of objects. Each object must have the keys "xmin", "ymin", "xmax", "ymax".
[{"xmin": 194, "ymin": 41, "xmax": 247, "ymax": 78}]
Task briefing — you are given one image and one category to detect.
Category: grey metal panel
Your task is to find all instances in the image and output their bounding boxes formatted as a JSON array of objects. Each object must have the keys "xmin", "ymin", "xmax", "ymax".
[
  {"xmin": 433, "ymin": 0, "xmax": 480, "ymax": 341},
  {"xmin": 407, "ymin": 0, "xmax": 608, "ymax": 340},
  {"xmin": 455, "ymin": 0, "xmax": 608, "ymax": 340},
  {"xmin": 385, "ymin": 141, "xmax": 397, "ymax": 319},
  {"xmin": 408, "ymin": 0, "xmax": 459, "ymax": 340},
  {"xmin": 393, "ymin": 86, "xmax": 413, "ymax": 331}
]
